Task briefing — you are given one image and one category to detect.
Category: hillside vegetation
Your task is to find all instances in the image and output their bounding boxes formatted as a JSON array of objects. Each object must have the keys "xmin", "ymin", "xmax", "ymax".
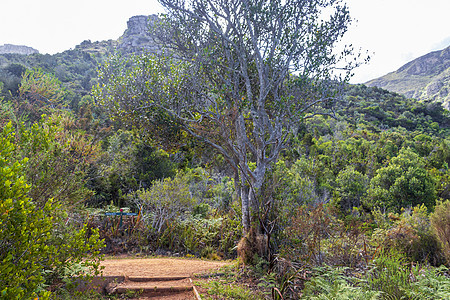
[
  {"xmin": 367, "ymin": 46, "xmax": 450, "ymax": 109},
  {"xmin": 1, "ymin": 12, "xmax": 449, "ymax": 300}
]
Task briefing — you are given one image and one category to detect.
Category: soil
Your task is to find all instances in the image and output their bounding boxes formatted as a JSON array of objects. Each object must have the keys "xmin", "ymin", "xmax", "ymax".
[
  {"xmin": 98, "ymin": 257, "xmax": 232, "ymax": 299},
  {"xmin": 101, "ymin": 257, "xmax": 231, "ymax": 277}
]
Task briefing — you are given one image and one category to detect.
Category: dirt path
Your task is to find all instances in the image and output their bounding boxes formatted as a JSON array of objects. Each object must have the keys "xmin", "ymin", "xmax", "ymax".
[
  {"xmin": 101, "ymin": 257, "xmax": 231, "ymax": 277},
  {"xmin": 98, "ymin": 257, "xmax": 232, "ymax": 299}
]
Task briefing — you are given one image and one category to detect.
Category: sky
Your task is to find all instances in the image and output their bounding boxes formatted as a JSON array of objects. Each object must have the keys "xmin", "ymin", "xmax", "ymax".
[{"xmin": 0, "ymin": 0, "xmax": 449, "ymax": 83}]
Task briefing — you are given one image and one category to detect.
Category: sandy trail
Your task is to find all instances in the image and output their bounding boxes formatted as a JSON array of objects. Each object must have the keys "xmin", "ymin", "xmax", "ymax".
[{"xmin": 100, "ymin": 257, "xmax": 231, "ymax": 277}]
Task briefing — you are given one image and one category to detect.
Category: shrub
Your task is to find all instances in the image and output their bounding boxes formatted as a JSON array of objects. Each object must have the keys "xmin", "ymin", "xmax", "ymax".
[
  {"xmin": 135, "ymin": 170, "xmax": 196, "ymax": 233},
  {"xmin": 0, "ymin": 124, "xmax": 53, "ymax": 298},
  {"xmin": 365, "ymin": 251, "xmax": 450, "ymax": 300},
  {"xmin": 280, "ymin": 204, "xmax": 335, "ymax": 266},
  {"xmin": 372, "ymin": 205, "xmax": 445, "ymax": 265},
  {"xmin": 365, "ymin": 148, "xmax": 436, "ymax": 212},
  {"xmin": 407, "ymin": 265, "xmax": 450, "ymax": 299},
  {"xmin": 0, "ymin": 122, "xmax": 103, "ymax": 298},
  {"xmin": 335, "ymin": 166, "xmax": 368, "ymax": 213},
  {"xmin": 431, "ymin": 199, "xmax": 450, "ymax": 264}
]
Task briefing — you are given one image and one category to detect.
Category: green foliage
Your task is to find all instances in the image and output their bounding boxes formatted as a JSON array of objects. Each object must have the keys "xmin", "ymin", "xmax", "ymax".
[
  {"xmin": 0, "ymin": 122, "xmax": 52, "ymax": 299},
  {"xmin": 335, "ymin": 166, "xmax": 368, "ymax": 212},
  {"xmin": 273, "ymin": 159, "xmax": 322, "ymax": 208},
  {"xmin": 343, "ymin": 85, "xmax": 449, "ymax": 137},
  {"xmin": 302, "ymin": 266, "xmax": 381, "ymax": 300},
  {"xmin": 365, "ymin": 251, "xmax": 450, "ymax": 299},
  {"xmin": 15, "ymin": 68, "xmax": 66, "ymax": 123},
  {"xmin": 136, "ymin": 170, "xmax": 197, "ymax": 233},
  {"xmin": 407, "ymin": 265, "xmax": 450, "ymax": 299},
  {"xmin": 0, "ymin": 41, "xmax": 114, "ymax": 109},
  {"xmin": 430, "ymin": 200, "xmax": 450, "ymax": 264},
  {"xmin": 365, "ymin": 148, "xmax": 437, "ymax": 212},
  {"xmin": 0, "ymin": 121, "xmax": 104, "ymax": 298},
  {"xmin": 302, "ymin": 261, "xmax": 450, "ymax": 300},
  {"xmin": 128, "ymin": 168, "xmax": 241, "ymax": 257},
  {"xmin": 365, "ymin": 251, "xmax": 412, "ymax": 299},
  {"xmin": 0, "ymin": 122, "xmax": 103, "ymax": 298},
  {"xmin": 372, "ymin": 205, "xmax": 445, "ymax": 265},
  {"xmin": 177, "ymin": 213, "xmax": 241, "ymax": 258},
  {"xmin": 17, "ymin": 114, "xmax": 99, "ymax": 207},
  {"xmin": 88, "ymin": 129, "xmax": 176, "ymax": 207},
  {"xmin": 196, "ymin": 264, "xmax": 264, "ymax": 300}
]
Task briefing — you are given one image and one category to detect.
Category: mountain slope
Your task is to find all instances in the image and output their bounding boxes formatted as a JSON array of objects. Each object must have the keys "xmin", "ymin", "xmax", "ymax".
[
  {"xmin": 366, "ymin": 46, "xmax": 450, "ymax": 109},
  {"xmin": 0, "ymin": 44, "xmax": 39, "ymax": 55}
]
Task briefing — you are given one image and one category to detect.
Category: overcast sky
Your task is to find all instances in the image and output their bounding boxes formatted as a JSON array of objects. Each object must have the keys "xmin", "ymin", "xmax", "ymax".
[{"xmin": 1, "ymin": 0, "xmax": 449, "ymax": 83}]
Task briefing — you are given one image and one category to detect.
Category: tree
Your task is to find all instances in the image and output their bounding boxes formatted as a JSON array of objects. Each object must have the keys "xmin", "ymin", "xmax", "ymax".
[
  {"xmin": 365, "ymin": 148, "xmax": 437, "ymax": 212},
  {"xmin": 95, "ymin": 0, "xmax": 361, "ymax": 234},
  {"xmin": 335, "ymin": 166, "xmax": 368, "ymax": 212},
  {"xmin": 16, "ymin": 68, "xmax": 66, "ymax": 123}
]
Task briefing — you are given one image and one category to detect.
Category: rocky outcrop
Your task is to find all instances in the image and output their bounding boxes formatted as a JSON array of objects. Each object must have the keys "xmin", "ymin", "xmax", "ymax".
[
  {"xmin": 0, "ymin": 44, "xmax": 39, "ymax": 55},
  {"xmin": 117, "ymin": 15, "xmax": 161, "ymax": 55},
  {"xmin": 366, "ymin": 45, "xmax": 450, "ymax": 109}
]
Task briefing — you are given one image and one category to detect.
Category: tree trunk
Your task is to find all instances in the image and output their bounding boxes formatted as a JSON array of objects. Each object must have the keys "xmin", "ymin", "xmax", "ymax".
[{"xmin": 240, "ymin": 182, "xmax": 250, "ymax": 234}]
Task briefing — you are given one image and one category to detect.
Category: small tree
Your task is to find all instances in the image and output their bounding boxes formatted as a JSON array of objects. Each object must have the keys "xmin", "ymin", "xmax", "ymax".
[
  {"xmin": 365, "ymin": 148, "xmax": 437, "ymax": 212},
  {"xmin": 16, "ymin": 68, "xmax": 66, "ymax": 123},
  {"xmin": 95, "ymin": 0, "xmax": 361, "ymax": 235}
]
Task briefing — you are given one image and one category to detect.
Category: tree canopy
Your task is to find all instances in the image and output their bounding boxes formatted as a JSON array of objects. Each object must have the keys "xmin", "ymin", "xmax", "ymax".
[{"xmin": 95, "ymin": 0, "xmax": 362, "ymax": 233}]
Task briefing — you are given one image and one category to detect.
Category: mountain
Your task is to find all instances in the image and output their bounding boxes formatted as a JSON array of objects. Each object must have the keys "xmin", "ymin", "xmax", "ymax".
[
  {"xmin": 0, "ymin": 15, "xmax": 448, "ymax": 136},
  {"xmin": 0, "ymin": 44, "xmax": 39, "ymax": 55},
  {"xmin": 0, "ymin": 15, "xmax": 159, "ymax": 108},
  {"xmin": 366, "ymin": 46, "xmax": 450, "ymax": 109},
  {"xmin": 117, "ymin": 15, "xmax": 160, "ymax": 54}
]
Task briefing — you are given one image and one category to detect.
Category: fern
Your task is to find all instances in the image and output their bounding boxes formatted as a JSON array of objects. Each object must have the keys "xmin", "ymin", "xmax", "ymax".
[
  {"xmin": 407, "ymin": 265, "xmax": 450, "ymax": 300},
  {"xmin": 303, "ymin": 266, "xmax": 381, "ymax": 300}
]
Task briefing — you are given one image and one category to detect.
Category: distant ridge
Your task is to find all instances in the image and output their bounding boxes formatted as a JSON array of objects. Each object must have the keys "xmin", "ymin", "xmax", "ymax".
[
  {"xmin": 366, "ymin": 46, "xmax": 450, "ymax": 109},
  {"xmin": 0, "ymin": 44, "xmax": 39, "ymax": 55},
  {"xmin": 117, "ymin": 15, "xmax": 161, "ymax": 55}
]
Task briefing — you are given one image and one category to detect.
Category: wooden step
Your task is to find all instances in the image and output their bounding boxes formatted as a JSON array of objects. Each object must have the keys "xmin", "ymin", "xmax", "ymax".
[{"xmin": 106, "ymin": 276, "xmax": 201, "ymax": 299}]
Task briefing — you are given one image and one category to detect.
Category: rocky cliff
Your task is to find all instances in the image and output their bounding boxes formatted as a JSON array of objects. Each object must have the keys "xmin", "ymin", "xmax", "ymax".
[
  {"xmin": 117, "ymin": 15, "xmax": 161, "ymax": 55},
  {"xmin": 0, "ymin": 44, "xmax": 39, "ymax": 55},
  {"xmin": 366, "ymin": 46, "xmax": 450, "ymax": 109}
]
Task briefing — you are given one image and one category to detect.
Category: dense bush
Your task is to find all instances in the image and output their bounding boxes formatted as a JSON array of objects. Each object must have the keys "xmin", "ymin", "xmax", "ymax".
[
  {"xmin": 0, "ymin": 123, "xmax": 103, "ymax": 298},
  {"xmin": 431, "ymin": 199, "xmax": 450, "ymax": 264},
  {"xmin": 372, "ymin": 205, "xmax": 445, "ymax": 265},
  {"xmin": 365, "ymin": 149, "xmax": 437, "ymax": 212}
]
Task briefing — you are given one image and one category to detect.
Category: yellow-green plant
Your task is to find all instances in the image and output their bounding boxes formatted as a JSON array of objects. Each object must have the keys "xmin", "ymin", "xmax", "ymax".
[
  {"xmin": 0, "ymin": 122, "xmax": 104, "ymax": 298},
  {"xmin": 0, "ymin": 123, "xmax": 53, "ymax": 299},
  {"xmin": 431, "ymin": 199, "xmax": 450, "ymax": 264}
]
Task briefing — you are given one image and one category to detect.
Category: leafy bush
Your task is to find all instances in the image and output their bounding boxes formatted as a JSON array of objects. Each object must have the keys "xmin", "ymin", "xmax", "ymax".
[
  {"xmin": 17, "ymin": 114, "xmax": 99, "ymax": 207},
  {"xmin": 0, "ymin": 123, "xmax": 53, "ymax": 298},
  {"xmin": 407, "ymin": 265, "xmax": 450, "ymax": 299},
  {"xmin": 365, "ymin": 148, "xmax": 436, "ymax": 212},
  {"xmin": 431, "ymin": 199, "xmax": 450, "ymax": 264},
  {"xmin": 0, "ymin": 122, "xmax": 103, "ymax": 298},
  {"xmin": 334, "ymin": 166, "xmax": 368, "ymax": 213},
  {"xmin": 122, "ymin": 168, "xmax": 242, "ymax": 257},
  {"xmin": 365, "ymin": 251, "xmax": 450, "ymax": 299},
  {"xmin": 135, "ymin": 170, "xmax": 197, "ymax": 233},
  {"xmin": 372, "ymin": 205, "xmax": 445, "ymax": 265}
]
